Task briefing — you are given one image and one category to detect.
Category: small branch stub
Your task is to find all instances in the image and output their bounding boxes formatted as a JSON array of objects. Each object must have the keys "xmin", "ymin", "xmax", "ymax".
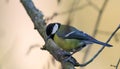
[
  {"xmin": 20, "ymin": 0, "xmax": 78, "ymax": 69},
  {"xmin": 20, "ymin": 0, "xmax": 120, "ymax": 68}
]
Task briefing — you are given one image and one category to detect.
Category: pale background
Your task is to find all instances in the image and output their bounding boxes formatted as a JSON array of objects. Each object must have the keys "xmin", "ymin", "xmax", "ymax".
[{"xmin": 0, "ymin": 0, "xmax": 120, "ymax": 69}]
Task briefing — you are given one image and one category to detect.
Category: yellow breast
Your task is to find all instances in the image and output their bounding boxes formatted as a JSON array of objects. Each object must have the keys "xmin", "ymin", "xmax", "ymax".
[{"xmin": 54, "ymin": 34, "xmax": 80, "ymax": 51}]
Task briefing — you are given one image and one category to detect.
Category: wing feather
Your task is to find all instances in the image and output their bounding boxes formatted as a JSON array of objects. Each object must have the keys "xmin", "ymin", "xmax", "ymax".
[{"xmin": 56, "ymin": 25, "xmax": 112, "ymax": 47}]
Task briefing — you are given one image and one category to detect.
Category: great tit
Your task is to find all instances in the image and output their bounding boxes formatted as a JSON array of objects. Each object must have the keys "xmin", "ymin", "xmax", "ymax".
[{"xmin": 46, "ymin": 23, "xmax": 112, "ymax": 52}]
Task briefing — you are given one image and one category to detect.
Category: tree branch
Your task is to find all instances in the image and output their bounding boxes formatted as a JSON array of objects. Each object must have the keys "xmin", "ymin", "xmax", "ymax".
[
  {"xmin": 20, "ymin": 0, "xmax": 120, "ymax": 68},
  {"xmin": 20, "ymin": 0, "xmax": 78, "ymax": 69}
]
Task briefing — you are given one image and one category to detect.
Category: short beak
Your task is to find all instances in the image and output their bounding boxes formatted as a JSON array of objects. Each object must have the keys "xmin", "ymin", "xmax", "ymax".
[{"xmin": 47, "ymin": 35, "xmax": 51, "ymax": 40}]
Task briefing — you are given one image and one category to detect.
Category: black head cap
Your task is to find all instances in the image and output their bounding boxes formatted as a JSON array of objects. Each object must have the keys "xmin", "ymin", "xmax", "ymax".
[{"xmin": 46, "ymin": 23, "xmax": 61, "ymax": 39}]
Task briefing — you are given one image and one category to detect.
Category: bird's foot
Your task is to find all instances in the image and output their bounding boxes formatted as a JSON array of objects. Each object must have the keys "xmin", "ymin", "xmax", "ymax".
[
  {"xmin": 64, "ymin": 54, "xmax": 72, "ymax": 62},
  {"xmin": 63, "ymin": 53, "xmax": 80, "ymax": 66}
]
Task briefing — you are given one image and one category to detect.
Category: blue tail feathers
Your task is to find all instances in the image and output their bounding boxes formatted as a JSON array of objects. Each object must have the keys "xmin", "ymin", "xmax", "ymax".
[{"xmin": 91, "ymin": 39, "xmax": 112, "ymax": 47}]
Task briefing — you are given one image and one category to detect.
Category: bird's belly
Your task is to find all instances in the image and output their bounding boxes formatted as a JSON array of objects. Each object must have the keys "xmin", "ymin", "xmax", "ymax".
[{"xmin": 54, "ymin": 35, "xmax": 81, "ymax": 51}]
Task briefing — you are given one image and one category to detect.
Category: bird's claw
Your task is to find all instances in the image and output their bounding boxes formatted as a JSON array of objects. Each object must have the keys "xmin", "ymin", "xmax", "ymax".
[{"xmin": 63, "ymin": 55, "xmax": 80, "ymax": 66}]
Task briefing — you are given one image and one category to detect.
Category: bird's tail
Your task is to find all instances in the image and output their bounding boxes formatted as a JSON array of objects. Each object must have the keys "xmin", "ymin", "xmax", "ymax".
[{"xmin": 91, "ymin": 39, "xmax": 112, "ymax": 47}]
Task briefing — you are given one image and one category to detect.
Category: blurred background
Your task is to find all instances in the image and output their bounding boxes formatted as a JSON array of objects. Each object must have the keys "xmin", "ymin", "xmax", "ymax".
[{"xmin": 0, "ymin": 0, "xmax": 120, "ymax": 69}]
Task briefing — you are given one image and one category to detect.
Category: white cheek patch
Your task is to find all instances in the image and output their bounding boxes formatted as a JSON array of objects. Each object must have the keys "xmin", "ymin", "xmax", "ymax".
[{"xmin": 51, "ymin": 24, "xmax": 59, "ymax": 34}]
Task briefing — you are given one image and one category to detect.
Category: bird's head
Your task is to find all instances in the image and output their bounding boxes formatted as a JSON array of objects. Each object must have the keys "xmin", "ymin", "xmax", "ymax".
[{"xmin": 46, "ymin": 23, "xmax": 61, "ymax": 40}]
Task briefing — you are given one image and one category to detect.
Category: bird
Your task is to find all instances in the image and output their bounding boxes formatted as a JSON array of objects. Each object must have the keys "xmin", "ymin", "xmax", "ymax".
[{"xmin": 46, "ymin": 22, "xmax": 112, "ymax": 53}]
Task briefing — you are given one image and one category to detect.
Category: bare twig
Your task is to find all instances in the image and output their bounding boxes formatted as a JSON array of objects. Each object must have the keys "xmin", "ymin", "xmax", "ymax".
[
  {"xmin": 26, "ymin": 44, "xmax": 40, "ymax": 55},
  {"xmin": 45, "ymin": 3, "xmax": 89, "ymax": 22},
  {"xmin": 45, "ymin": 0, "xmax": 100, "ymax": 22},
  {"xmin": 114, "ymin": 34, "xmax": 120, "ymax": 42},
  {"xmin": 59, "ymin": 3, "xmax": 89, "ymax": 15},
  {"xmin": 87, "ymin": 0, "xmax": 100, "ymax": 11},
  {"xmin": 45, "ymin": 13, "xmax": 58, "ymax": 23},
  {"xmin": 116, "ymin": 58, "xmax": 120, "ymax": 69},
  {"xmin": 66, "ymin": 0, "xmax": 80, "ymax": 26},
  {"xmin": 78, "ymin": 24, "xmax": 120, "ymax": 67},
  {"xmin": 93, "ymin": 0, "xmax": 109, "ymax": 38},
  {"xmin": 82, "ymin": 0, "xmax": 109, "ymax": 65},
  {"xmin": 111, "ymin": 58, "xmax": 120, "ymax": 69},
  {"xmin": 57, "ymin": 0, "xmax": 61, "ymax": 5},
  {"xmin": 98, "ymin": 30, "xmax": 120, "ymax": 42}
]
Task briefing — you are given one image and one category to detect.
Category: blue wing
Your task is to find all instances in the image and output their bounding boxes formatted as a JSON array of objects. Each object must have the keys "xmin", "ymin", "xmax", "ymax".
[{"xmin": 57, "ymin": 25, "xmax": 112, "ymax": 47}]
